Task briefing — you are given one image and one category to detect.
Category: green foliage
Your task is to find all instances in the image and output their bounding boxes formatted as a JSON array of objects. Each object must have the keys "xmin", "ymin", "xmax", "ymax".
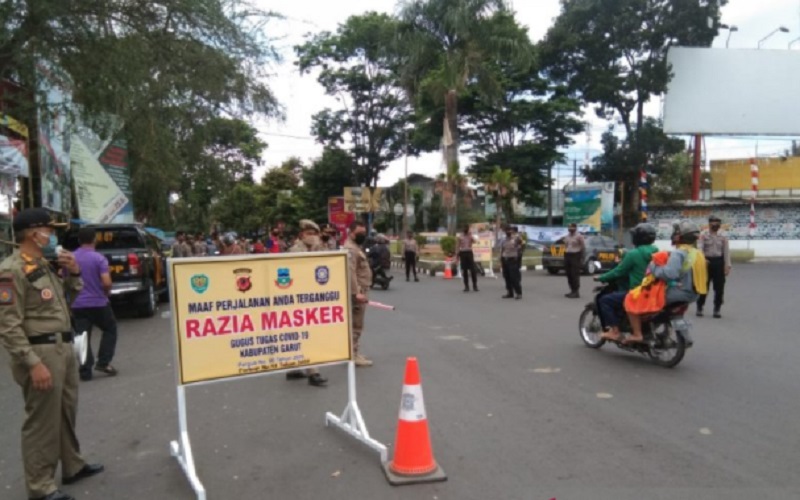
[
  {"xmin": 426, "ymin": 193, "xmax": 443, "ymax": 231},
  {"xmin": 301, "ymin": 148, "xmax": 357, "ymax": 222},
  {"xmin": 212, "ymin": 181, "xmax": 263, "ymax": 235},
  {"xmin": 1, "ymin": 1, "xmax": 280, "ymax": 224},
  {"xmin": 482, "ymin": 166, "xmax": 517, "ymax": 224},
  {"xmin": 415, "ymin": 234, "xmax": 427, "ymax": 248},
  {"xmin": 296, "ymin": 12, "xmax": 412, "ymax": 187},
  {"xmin": 412, "ymin": 188, "xmax": 425, "ymax": 232},
  {"xmin": 649, "ymin": 151, "xmax": 694, "ymax": 204},
  {"xmin": 440, "ymin": 235, "xmax": 456, "ymax": 256},
  {"xmin": 541, "ymin": 0, "xmax": 725, "ymax": 220}
]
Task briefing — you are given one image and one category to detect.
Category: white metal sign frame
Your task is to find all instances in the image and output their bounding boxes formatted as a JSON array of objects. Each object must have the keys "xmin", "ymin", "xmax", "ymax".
[{"xmin": 167, "ymin": 252, "xmax": 387, "ymax": 499}]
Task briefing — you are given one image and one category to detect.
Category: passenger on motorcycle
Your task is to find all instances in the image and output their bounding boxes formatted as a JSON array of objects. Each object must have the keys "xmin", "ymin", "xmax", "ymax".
[
  {"xmin": 625, "ymin": 220, "xmax": 707, "ymax": 344},
  {"xmin": 596, "ymin": 223, "xmax": 659, "ymax": 342}
]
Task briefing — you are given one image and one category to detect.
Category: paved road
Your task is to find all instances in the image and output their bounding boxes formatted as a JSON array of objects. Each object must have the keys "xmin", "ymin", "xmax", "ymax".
[{"xmin": 2, "ymin": 263, "xmax": 799, "ymax": 500}]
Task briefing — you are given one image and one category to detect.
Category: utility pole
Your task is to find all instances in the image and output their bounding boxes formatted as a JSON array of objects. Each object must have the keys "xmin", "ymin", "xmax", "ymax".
[
  {"xmin": 572, "ymin": 158, "xmax": 577, "ymax": 188},
  {"xmin": 547, "ymin": 164, "xmax": 553, "ymax": 226},
  {"xmin": 691, "ymin": 134, "xmax": 702, "ymax": 201}
]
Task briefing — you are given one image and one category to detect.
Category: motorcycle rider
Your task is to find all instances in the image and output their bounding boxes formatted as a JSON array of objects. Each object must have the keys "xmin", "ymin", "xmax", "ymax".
[
  {"xmin": 368, "ymin": 235, "xmax": 392, "ymax": 286},
  {"xmin": 625, "ymin": 220, "xmax": 707, "ymax": 345},
  {"xmin": 596, "ymin": 223, "xmax": 659, "ymax": 342}
]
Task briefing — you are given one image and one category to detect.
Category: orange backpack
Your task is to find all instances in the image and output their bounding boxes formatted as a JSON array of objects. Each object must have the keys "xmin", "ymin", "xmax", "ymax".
[{"xmin": 623, "ymin": 251, "xmax": 669, "ymax": 314}]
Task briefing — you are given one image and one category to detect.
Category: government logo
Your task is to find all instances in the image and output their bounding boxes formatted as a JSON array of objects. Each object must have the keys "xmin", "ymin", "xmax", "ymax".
[
  {"xmin": 233, "ymin": 268, "xmax": 253, "ymax": 293},
  {"xmin": 190, "ymin": 274, "xmax": 210, "ymax": 294},
  {"xmin": 275, "ymin": 267, "xmax": 293, "ymax": 289},
  {"xmin": 315, "ymin": 265, "xmax": 330, "ymax": 285}
]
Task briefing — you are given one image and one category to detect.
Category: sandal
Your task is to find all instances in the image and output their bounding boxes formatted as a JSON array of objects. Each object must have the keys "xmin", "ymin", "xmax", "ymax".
[
  {"xmin": 600, "ymin": 332, "xmax": 622, "ymax": 342},
  {"xmin": 622, "ymin": 336, "xmax": 645, "ymax": 345}
]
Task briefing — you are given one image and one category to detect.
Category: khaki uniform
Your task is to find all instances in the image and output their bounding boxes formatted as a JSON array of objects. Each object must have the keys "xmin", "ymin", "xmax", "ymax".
[
  {"xmin": 288, "ymin": 239, "xmax": 323, "ymax": 375},
  {"xmin": 343, "ymin": 238, "xmax": 372, "ymax": 354},
  {"xmin": 171, "ymin": 241, "xmax": 184, "ymax": 258},
  {"xmin": 697, "ymin": 230, "xmax": 731, "ymax": 312},
  {"xmin": 0, "ymin": 251, "xmax": 87, "ymax": 498},
  {"xmin": 193, "ymin": 241, "xmax": 207, "ymax": 257},
  {"xmin": 181, "ymin": 241, "xmax": 194, "ymax": 257}
]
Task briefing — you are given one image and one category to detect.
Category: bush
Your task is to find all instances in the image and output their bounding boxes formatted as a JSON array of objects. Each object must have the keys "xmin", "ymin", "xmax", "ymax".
[
  {"xmin": 440, "ymin": 235, "xmax": 456, "ymax": 256},
  {"xmin": 415, "ymin": 234, "xmax": 427, "ymax": 249}
]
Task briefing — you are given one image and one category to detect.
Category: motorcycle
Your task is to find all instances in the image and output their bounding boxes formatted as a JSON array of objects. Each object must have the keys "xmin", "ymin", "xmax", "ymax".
[
  {"xmin": 578, "ymin": 282, "xmax": 692, "ymax": 368},
  {"xmin": 365, "ymin": 246, "xmax": 393, "ymax": 290}
]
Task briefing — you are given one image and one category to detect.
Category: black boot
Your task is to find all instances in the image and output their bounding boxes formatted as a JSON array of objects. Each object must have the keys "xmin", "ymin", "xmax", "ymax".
[{"xmin": 713, "ymin": 308, "xmax": 722, "ymax": 318}]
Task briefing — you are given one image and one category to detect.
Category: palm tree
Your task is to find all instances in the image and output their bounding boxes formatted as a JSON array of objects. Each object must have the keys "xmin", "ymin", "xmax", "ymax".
[
  {"xmin": 483, "ymin": 166, "xmax": 517, "ymax": 239},
  {"xmin": 399, "ymin": 0, "xmax": 531, "ymax": 234}
]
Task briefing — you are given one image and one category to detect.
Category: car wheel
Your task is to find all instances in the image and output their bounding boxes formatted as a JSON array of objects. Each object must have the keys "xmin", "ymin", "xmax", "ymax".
[{"xmin": 139, "ymin": 282, "xmax": 157, "ymax": 318}]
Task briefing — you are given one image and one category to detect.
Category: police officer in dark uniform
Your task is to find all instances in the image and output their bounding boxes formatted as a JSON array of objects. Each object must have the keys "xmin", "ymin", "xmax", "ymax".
[{"xmin": 0, "ymin": 209, "xmax": 104, "ymax": 500}]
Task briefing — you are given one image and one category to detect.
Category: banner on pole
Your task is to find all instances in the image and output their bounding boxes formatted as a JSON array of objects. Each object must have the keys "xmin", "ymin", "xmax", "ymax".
[
  {"xmin": 169, "ymin": 252, "xmax": 352, "ymax": 385},
  {"xmin": 328, "ymin": 196, "xmax": 355, "ymax": 244}
]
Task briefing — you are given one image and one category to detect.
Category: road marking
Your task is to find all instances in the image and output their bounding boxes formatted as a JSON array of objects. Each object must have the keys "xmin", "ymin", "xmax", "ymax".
[
  {"xmin": 437, "ymin": 335, "xmax": 469, "ymax": 341},
  {"xmin": 596, "ymin": 392, "xmax": 614, "ymax": 399},
  {"xmin": 473, "ymin": 343, "xmax": 489, "ymax": 349},
  {"xmin": 699, "ymin": 427, "xmax": 712, "ymax": 435},
  {"xmin": 530, "ymin": 367, "xmax": 561, "ymax": 374}
]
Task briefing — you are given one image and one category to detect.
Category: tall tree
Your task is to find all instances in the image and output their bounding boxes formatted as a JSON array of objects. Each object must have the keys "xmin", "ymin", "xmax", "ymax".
[
  {"xmin": 398, "ymin": 1, "xmax": 532, "ymax": 233},
  {"xmin": 174, "ymin": 118, "xmax": 266, "ymax": 231},
  {"xmin": 301, "ymin": 148, "xmax": 358, "ymax": 222},
  {"xmin": 1, "ymin": 1, "xmax": 280, "ymax": 224},
  {"xmin": 296, "ymin": 12, "xmax": 412, "ymax": 188},
  {"xmin": 541, "ymin": 0, "xmax": 726, "ymax": 220},
  {"xmin": 482, "ymin": 166, "xmax": 517, "ymax": 235},
  {"xmin": 462, "ymin": 32, "xmax": 583, "ymax": 207}
]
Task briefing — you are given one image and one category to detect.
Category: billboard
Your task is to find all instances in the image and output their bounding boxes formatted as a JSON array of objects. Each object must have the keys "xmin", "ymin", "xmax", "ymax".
[
  {"xmin": 328, "ymin": 197, "xmax": 355, "ymax": 244},
  {"xmin": 36, "ymin": 62, "xmax": 72, "ymax": 214},
  {"xmin": 563, "ymin": 183, "xmax": 615, "ymax": 233},
  {"xmin": 169, "ymin": 252, "xmax": 352, "ymax": 385},
  {"xmin": 0, "ymin": 115, "xmax": 29, "ymax": 177},
  {"xmin": 71, "ymin": 113, "xmax": 133, "ymax": 223},
  {"xmin": 664, "ymin": 47, "xmax": 800, "ymax": 135}
]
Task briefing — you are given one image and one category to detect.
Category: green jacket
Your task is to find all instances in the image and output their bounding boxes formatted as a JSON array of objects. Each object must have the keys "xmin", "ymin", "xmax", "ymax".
[{"xmin": 598, "ymin": 244, "xmax": 658, "ymax": 291}]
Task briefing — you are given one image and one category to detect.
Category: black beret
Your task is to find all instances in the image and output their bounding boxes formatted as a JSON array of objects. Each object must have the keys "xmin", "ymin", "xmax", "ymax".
[{"xmin": 13, "ymin": 208, "xmax": 66, "ymax": 232}]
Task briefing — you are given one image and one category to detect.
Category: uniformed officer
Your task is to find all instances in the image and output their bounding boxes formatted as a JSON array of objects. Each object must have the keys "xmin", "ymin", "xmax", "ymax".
[
  {"xmin": 500, "ymin": 226, "xmax": 522, "ymax": 299},
  {"xmin": 343, "ymin": 220, "xmax": 373, "ymax": 366},
  {"xmin": 0, "ymin": 209, "xmax": 103, "ymax": 500},
  {"xmin": 696, "ymin": 215, "xmax": 732, "ymax": 318},
  {"xmin": 285, "ymin": 220, "xmax": 329, "ymax": 387}
]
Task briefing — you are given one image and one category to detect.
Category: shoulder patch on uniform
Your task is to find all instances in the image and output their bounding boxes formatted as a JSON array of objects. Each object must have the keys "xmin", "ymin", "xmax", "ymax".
[{"xmin": 0, "ymin": 285, "xmax": 15, "ymax": 305}]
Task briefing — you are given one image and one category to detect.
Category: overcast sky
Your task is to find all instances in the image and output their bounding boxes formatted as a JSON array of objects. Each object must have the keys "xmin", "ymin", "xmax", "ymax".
[{"xmin": 252, "ymin": 0, "xmax": 800, "ymax": 187}]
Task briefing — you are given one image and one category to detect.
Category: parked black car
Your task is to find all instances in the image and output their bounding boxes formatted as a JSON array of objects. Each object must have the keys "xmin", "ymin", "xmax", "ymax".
[
  {"xmin": 62, "ymin": 224, "xmax": 168, "ymax": 317},
  {"xmin": 542, "ymin": 234, "xmax": 622, "ymax": 275}
]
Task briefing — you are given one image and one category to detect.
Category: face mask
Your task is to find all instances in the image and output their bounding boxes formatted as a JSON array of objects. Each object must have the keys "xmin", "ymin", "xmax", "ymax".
[
  {"xmin": 354, "ymin": 233, "xmax": 367, "ymax": 245},
  {"xmin": 36, "ymin": 231, "xmax": 58, "ymax": 252},
  {"xmin": 321, "ymin": 234, "xmax": 330, "ymax": 242},
  {"xmin": 711, "ymin": 224, "xmax": 721, "ymax": 231},
  {"xmin": 302, "ymin": 235, "xmax": 320, "ymax": 247}
]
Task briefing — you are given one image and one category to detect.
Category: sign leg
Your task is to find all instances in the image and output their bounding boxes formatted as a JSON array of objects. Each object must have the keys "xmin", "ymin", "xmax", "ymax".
[
  {"xmin": 170, "ymin": 385, "xmax": 207, "ymax": 500},
  {"xmin": 325, "ymin": 362, "xmax": 388, "ymax": 462}
]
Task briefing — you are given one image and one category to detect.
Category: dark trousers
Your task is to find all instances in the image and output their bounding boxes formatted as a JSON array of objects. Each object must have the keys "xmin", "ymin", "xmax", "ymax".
[
  {"xmin": 501, "ymin": 257, "xmax": 522, "ymax": 296},
  {"xmin": 459, "ymin": 250, "xmax": 477, "ymax": 290},
  {"xmin": 404, "ymin": 251, "xmax": 418, "ymax": 280},
  {"xmin": 564, "ymin": 252, "xmax": 582, "ymax": 293},
  {"xmin": 73, "ymin": 304, "xmax": 118, "ymax": 377},
  {"xmin": 598, "ymin": 291, "xmax": 627, "ymax": 328},
  {"xmin": 697, "ymin": 257, "xmax": 726, "ymax": 310}
]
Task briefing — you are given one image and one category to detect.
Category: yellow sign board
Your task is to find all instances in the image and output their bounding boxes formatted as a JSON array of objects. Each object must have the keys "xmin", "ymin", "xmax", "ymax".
[
  {"xmin": 169, "ymin": 253, "xmax": 352, "ymax": 385},
  {"xmin": 344, "ymin": 187, "xmax": 383, "ymax": 213},
  {"xmin": 473, "ymin": 234, "xmax": 494, "ymax": 264}
]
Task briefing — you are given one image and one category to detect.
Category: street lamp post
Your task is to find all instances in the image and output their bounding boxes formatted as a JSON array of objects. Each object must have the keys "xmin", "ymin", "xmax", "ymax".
[
  {"xmin": 719, "ymin": 24, "xmax": 738, "ymax": 48},
  {"xmin": 402, "ymin": 126, "xmax": 412, "ymax": 236},
  {"xmin": 789, "ymin": 37, "xmax": 800, "ymax": 49},
  {"xmin": 757, "ymin": 26, "xmax": 789, "ymax": 49}
]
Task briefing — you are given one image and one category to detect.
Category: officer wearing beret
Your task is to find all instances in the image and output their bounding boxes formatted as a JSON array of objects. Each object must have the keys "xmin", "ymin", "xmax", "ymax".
[
  {"xmin": 285, "ymin": 220, "xmax": 329, "ymax": 387},
  {"xmin": 0, "ymin": 208, "xmax": 103, "ymax": 500}
]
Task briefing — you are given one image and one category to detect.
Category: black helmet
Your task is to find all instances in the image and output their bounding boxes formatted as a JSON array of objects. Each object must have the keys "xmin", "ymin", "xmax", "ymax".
[{"xmin": 630, "ymin": 223, "xmax": 657, "ymax": 246}]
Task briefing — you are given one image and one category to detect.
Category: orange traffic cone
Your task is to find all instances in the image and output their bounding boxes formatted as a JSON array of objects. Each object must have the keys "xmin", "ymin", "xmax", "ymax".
[
  {"xmin": 443, "ymin": 257, "xmax": 453, "ymax": 280},
  {"xmin": 382, "ymin": 357, "xmax": 447, "ymax": 485}
]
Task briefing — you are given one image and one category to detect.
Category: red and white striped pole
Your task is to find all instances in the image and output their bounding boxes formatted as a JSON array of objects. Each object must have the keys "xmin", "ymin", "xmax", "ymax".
[{"xmin": 749, "ymin": 158, "xmax": 759, "ymax": 238}]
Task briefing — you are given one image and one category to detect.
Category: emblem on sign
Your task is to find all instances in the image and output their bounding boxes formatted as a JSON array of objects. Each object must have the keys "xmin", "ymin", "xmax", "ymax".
[
  {"xmin": 41, "ymin": 288, "xmax": 54, "ymax": 301},
  {"xmin": 275, "ymin": 268, "xmax": 293, "ymax": 289},
  {"xmin": 233, "ymin": 268, "xmax": 252, "ymax": 293},
  {"xmin": 315, "ymin": 266, "xmax": 330, "ymax": 285},
  {"xmin": 401, "ymin": 393, "xmax": 416, "ymax": 412},
  {"xmin": 190, "ymin": 274, "xmax": 210, "ymax": 294}
]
